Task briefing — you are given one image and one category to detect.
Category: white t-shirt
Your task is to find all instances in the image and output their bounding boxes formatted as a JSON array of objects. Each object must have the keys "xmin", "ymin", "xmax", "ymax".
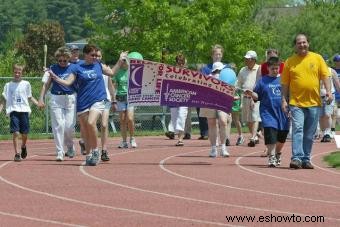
[
  {"xmin": 2, "ymin": 80, "xmax": 33, "ymax": 115},
  {"xmin": 237, "ymin": 64, "xmax": 260, "ymax": 90}
]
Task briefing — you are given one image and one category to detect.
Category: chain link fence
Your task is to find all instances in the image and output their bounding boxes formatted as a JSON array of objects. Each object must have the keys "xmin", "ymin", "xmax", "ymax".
[{"xmin": 0, "ymin": 77, "xmax": 199, "ymax": 136}]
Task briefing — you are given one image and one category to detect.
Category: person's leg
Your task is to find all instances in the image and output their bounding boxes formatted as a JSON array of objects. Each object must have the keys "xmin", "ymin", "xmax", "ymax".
[
  {"xmin": 208, "ymin": 118, "xmax": 217, "ymax": 157},
  {"xmin": 86, "ymin": 109, "xmax": 102, "ymax": 151},
  {"xmin": 64, "ymin": 95, "xmax": 76, "ymax": 156},
  {"xmin": 78, "ymin": 112, "xmax": 90, "ymax": 154},
  {"xmin": 12, "ymin": 132, "xmax": 19, "ymax": 155},
  {"xmin": 127, "ymin": 107, "xmax": 137, "ymax": 148},
  {"xmin": 197, "ymin": 108, "xmax": 208, "ymax": 138},
  {"xmin": 184, "ymin": 108, "xmax": 191, "ymax": 139},
  {"xmin": 175, "ymin": 107, "xmax": 188, "ymax": 145},
  {"xmin": 218, "ymin": 111, "xmax": 230, "ymax": 157},
  {"xmin": 290, "ymin": 106, "xmax": 305, "ymax": 168},
  {"xmin": 19, "ymin": 112, "xmax": 29, "ymax": 159},
  {"xmin": 100, "ymin": 107, "xmax": 110, "ymax": 161},
  {"xmin": 302, "ymin": 106, "xmax": 320, "ymax": 167},
  {"xmin": 50, "ymin": 105, "xmax": 65, "ymax": 157},
  {"xmin": 232, "ymin": 112, "xmax": 244, "ymax": 145}
]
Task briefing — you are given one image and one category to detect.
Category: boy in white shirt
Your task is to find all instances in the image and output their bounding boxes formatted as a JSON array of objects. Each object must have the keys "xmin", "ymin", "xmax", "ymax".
[{"xmin": 0, "ymin": 64, "xmax": 39, "ymax": 161}]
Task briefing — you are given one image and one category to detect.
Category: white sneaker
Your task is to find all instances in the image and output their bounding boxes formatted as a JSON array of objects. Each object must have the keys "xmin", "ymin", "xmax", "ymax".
[
  {"xmin": 209, "ymin": 147, "xmax": 217, "ymax": 158},
  {"xmin": 220, "ymin": 145, "xmax": 230, "ymax": 157},
  {"xmin": 118, "ymin": 141, "xmax": 129, "ymax": 148},
  {"xmin": 268, "ymin": 155, "xmax": 277, "ymax": 167},
  {"xmin": 330, "ymin": 131, "xmax": 335, "ymax": 139},
  {"xmin": 56, "ymin": 152, "xmax": 64, "ymax": 162},
  {"xmin": 130, "ymin": 137, "xmax": 137, "ymax": 148}
]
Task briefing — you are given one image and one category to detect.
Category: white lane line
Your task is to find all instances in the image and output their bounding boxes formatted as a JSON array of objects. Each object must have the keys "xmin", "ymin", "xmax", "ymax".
[
  {"xmin": 235, "ymin": 151, "xmax": 340, "ymax": 190},
  {"xmin": 311, "ymin": 151, "xmax": 340, "ymax": 175},
  {"xmin": 159, "ymin": 150, "xmax": 340, "ymax": 205},
  {"xmin": 80, "ymin": 151, "xmax": 340, "ymax": 222},
  {"xmin": 0, "ymin": 161, "xmax": 238, "ymax": 227},
  {"xmin": 0, "ymin": 211, "xmax": 87, "ymax": 227}
]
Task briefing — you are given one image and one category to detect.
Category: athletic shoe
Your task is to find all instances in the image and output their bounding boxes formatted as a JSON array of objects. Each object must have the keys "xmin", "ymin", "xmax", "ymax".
[
  {"xmin": 220, "ymin": 145, "xmax": 230, "ymax": 157},
  {"xmin": 101, "ymin": 150, "xmax": 110, "ymax": 161},
  {"xmin": 56, "ymin": 152, "xmax": 64, "ymax": 162},
  {"xmin": 130, "ymin": 138, "xmax": 137, "ymax": 148},
  {"xmin": 165, "ymin": 131, "xmax": 175, "ymax": 139},
  {"xmin": 118, "ymin": 141, "xmax": 129, "ymax": 148},
  {"xmin": 66, "ymin": 148, "xmax": 75, "ymax": 158},
  {"xmin": 87, "ymin": 150, "xmax": 100, "ymax": 166},
  {"xmin": 198, "ymin": 135, "xmax": 208, "ymax": 140},
  {"xmin": 330, "ymin": 131, "xmax": 335, "ymax": 139},
  {"xmin": 289, "ymin": 159, "xmax": 302, "ymax": 169},
  {"xmin": 14, "ymin": 153, "xmax": 21, "ymax": 162},
  {"xmin": 85, "ymin": 153, "xmax": 92, "ymax": 166},
  {"xmin": 268, "ymin": 155, "xmax": 277, "ymax": 167},
  {"xmin": 183, "ymin": 133, "xmax": 191, "ymax": 140},
  {"xmin": 254, "ymin": 136, "xmax": 260, "ymax": 144},
  {"xmin": 79, "ymin": 140, "xmax": 86, "ymax": 155},
  {"xmin": 321, "ymin": 134, "xmax": 332, "ymax": 143},
  {"xmin": 302, "ymin": 162, "xmax": 314, "ymax": 169},
  {"xmin": 247, "ymin": 139, "xmax": 256, "ymax": 147},
  {"xmin": 276, "ymin": 153, "xmax": 281, "ymax": 166},
  {"xmin": 236, "ymin": 135, "xmax": 244, "ymax": 146},
  {"xmin": 21, "ymin": 146, "xmax": 27, "ymax": 159},
  {"xmin": 209, "ymin": 147, "xmax": 217, "ymax": 158},
  {"xmin": 225, "ymin": 138, "xmax": 230, "ymax": 146}
]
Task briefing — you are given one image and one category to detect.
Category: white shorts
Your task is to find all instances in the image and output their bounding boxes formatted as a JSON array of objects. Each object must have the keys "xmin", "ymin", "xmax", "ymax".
[
  {"xmin": 77, "ymin": 100, "xmax": 106, "ymax": 116},
  {"xmin": 241, "ymin": 98, "xmax": 261, "ymax": 122}
]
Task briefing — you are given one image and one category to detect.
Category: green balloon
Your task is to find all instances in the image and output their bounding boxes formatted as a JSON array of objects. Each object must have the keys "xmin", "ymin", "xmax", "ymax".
[{"xmin": 128, "ymin": 52, "xmax": 143, "ymax": 60}]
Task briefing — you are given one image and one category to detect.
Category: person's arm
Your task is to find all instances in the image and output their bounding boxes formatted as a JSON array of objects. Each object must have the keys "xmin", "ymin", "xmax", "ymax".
[
  {"xmin": 108, "ymin": 78, "xmax": 117, "ymax": 111},
  {"xmin": 50, "ymin": 71, "xmax": 76, "ymax": 86},
  {"xmin": 281, "ymin": 84, "xmax": 289, "ymax": 114},
  {"xmin": 322, "ymin": 76, "xmax": 333, "ymax": 104},
  {"xmin": 29, "ymin": 96, "xmax": 39, "ymax": 106},
  {"xmin": 38, "ymin": 77, "xmax": 52, "ymax": 108},
  {"xmin": 103, "ymin": 51, "xmax": 129, "ymax": 77},
  {"xmin": 331, "ymin": 68, "xmax": 340, "ymax": 93},
  {"xmin": 0, "ymin": 96, "xmax": 4, "ymax": 112}
]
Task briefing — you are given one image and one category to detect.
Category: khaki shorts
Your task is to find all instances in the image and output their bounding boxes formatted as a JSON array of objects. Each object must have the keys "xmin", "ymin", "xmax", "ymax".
[
  {"xmin": 200, "ymin": 108, "xmax": 228, "ymax": 119},
  {"xmin": 241, "ymin": 97, "xmax": 260, "ymax": 122}
]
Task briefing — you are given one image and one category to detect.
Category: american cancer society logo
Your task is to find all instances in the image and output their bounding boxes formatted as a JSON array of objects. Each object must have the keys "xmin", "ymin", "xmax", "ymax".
[{"xmin": 129, "ymin": 60, "xmax": 158, "ymax": 95}]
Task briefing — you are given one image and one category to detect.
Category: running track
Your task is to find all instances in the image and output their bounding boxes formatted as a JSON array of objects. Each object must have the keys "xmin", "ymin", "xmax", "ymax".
[{"xmin": 0, "ymin": 136, "xmax": 339, "ymax": 226}]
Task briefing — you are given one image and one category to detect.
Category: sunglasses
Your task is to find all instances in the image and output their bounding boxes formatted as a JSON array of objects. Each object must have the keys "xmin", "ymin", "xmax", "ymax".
[
  {"xmin": 90, "ymin": 54, "xmax": 98, "ymax": 57},
  {"xmin": 58, "ymin": 59, "xmax": 67, "ymax": 63}
]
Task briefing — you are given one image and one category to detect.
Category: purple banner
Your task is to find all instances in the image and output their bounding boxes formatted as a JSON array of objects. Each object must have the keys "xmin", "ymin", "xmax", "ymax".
[{"xmin": 128, "ymin": 59, "xmax": 235, "ymax": 113}]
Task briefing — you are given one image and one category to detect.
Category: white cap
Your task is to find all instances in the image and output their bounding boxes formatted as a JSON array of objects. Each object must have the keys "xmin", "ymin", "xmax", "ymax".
[
  {"xmin": 212, "ymin": 62, "xmax": 224, "ymax": 72},
  {"xmin": 244, "ymin": 50, "xmax": 257, "ymax": 60}
]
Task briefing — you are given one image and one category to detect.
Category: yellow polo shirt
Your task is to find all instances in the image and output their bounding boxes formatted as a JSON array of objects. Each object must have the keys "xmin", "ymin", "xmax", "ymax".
[{"xmin": 281, "ymin": 52, "xmax": 329, "ymax": 107}]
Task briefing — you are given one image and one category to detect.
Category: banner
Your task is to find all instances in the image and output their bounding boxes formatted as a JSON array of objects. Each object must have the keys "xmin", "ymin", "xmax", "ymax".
[{"xmin": 127, "ymin": 59, "xmax": 236, "ymax": 113}]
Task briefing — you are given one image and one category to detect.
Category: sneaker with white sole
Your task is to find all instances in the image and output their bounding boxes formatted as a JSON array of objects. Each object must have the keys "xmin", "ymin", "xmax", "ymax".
[
  {"xmin": 130, "ymin": 137, "xmax": 137, "ymax": 148},
  {"xmin": 56, "ymin": 152, "xmax": 64, "ymax": 162},
  {"xmin": 268, "ymin": 155, "xmax": 277, "ymax": 167},
  {"xmin": 209, "ymin": 147, "xmax": 217, "ymax": 158},
  {"xmin": 220, "ymin": 145, "xmax": 230, "ymax": 157},
  {"xmin": 66, "ymin": 148, "xmax": 75, "ymax": 158},
  {"xmin": 85, "ymin": 153, "xmax": 92, "ymax": 166},
  {"xmin": 236, "ymin": 135, "xmax": 244, "ymax": 146},
  {"xmin": 276, "ymin": 153, "xmax": 281, "ymax": 166},
  {"xmin": 118, "ymin": 141, "xmax": 129, "ymax": 148},
  {"xmin": 87, "ymin": 150, "xmax": 100, "ymax": 166}
]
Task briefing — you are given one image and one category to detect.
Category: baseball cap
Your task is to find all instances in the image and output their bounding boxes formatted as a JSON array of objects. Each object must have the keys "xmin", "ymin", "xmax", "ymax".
[
  {"xmin": 127, "ymin": 51, "xmax": 143, "ymax": 60},
  {"xmin": 70, "ymin": 44, "xmax": 79, "ymax": 51},
  {"xmin": 333, "ymin": 54, "xmax": 340, "ymax": 62},
  {"xmin": 244, "ymin": 50, "xmax": 257, "ymax": 60},
  {"xmin": 212, "ymin": 62, "xmax": 224, "ymax": 73}
]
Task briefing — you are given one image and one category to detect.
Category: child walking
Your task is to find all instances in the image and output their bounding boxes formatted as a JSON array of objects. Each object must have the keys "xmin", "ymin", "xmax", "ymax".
[
  {"xmin": 245, "ymin": 56, "xmax": 289, "ymax": 167},
  {"xmin": 0, "ymin": 64, "xmax": 39, "ymax": 161}
]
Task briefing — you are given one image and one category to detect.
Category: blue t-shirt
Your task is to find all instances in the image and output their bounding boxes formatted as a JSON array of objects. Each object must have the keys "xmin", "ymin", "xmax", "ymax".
[
  {"xmin": 333, "ymin": 68, "xmax": 340, "ymax": 101},
  {"xmin": 50, "ymin": 64, "xmax": 76, "ymax": 95},
  {"xmin": 254, "ymin": 75, "xmax": 289, "ymax": 130},
  {"xmin": 72, "ymin": 61, "xmax": 106, "ymax": 112}
]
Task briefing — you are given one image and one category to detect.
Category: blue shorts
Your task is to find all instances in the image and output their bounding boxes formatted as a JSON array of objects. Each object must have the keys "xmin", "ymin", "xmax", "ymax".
[
  {"xmin": 117, "ymin": 101, "xmax": 134, "ymax": 112},
  {"xmin": 10, "ymin": 112, "xmax": 30, "ymax": 134}
]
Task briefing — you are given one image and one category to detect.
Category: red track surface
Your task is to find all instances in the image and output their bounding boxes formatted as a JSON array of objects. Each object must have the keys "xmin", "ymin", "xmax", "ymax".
[{"xmin": 0, "ymin": 136, "xmax": 339, "ymax": 226}]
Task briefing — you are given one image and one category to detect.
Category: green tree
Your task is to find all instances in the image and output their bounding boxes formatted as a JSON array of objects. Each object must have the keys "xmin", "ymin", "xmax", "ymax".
[
  {"xmin": 89, "ymin": 0, "xmax": 273, "ymax": 67},
  {"xmin": 17, "ymin": 21, "xmax": 65, "ymax": 74}
]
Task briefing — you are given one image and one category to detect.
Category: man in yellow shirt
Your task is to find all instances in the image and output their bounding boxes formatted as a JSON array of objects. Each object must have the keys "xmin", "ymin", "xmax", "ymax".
[{"xmin": 281, "ymin": 33, "xmax": 332, "ymax": 169}]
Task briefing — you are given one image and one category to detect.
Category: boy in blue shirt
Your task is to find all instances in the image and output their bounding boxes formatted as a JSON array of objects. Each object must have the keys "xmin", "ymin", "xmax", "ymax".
[{"xmin": 245, "ymin": 56, "xmax": 289, "ymax": 167}]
